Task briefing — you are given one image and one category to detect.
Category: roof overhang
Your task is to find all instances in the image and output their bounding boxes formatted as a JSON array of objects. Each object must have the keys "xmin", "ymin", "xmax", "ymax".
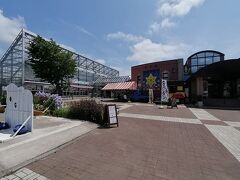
[
  {"xmin": 189, "ymin": 59, "xmax": 240, "ymax": 80},
  {"xmin": 102, "ymin": 81, "xmax": 137, "ymax": 91}
]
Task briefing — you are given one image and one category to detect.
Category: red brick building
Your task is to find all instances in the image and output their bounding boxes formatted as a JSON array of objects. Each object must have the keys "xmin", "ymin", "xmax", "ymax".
[{"xmin": 131, "ymin": 59, "xmax": 184, "ymax": 100}]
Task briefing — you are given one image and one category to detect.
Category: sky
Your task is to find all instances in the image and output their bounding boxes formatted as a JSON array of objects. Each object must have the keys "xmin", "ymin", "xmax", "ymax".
[{"xmin": 0, "ymin": 0, "xmax": 240, "ymax": 76}]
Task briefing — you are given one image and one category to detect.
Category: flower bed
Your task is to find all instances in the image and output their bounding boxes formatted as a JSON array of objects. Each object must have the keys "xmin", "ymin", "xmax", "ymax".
[
  {"xmin": 34, "ymin": 91, "xmax": 63, "ymax": 115},
  {"xmin": 34, "ymin": 92, "xmax": 107, "ymax": 125},
  {"xmin": 53, "ymin": 100, "xmax": 108, "ymax": 125}
]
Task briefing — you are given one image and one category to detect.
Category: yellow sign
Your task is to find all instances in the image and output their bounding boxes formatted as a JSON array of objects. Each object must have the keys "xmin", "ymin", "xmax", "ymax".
[
  {"xmin": 177, "ymin": 86, "xmax": 183, "ymax": 91},
  {"xmin": 146, "ymin": 73, "xmax": 156, "ymax": 87}
]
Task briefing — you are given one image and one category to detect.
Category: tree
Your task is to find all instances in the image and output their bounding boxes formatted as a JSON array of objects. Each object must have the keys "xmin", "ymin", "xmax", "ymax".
[{"xmin": 28, "ymin": 36, "xmax": 76, "ymax": 95}]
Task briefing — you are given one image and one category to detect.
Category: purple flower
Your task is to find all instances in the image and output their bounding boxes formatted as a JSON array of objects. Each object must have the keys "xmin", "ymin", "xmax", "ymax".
[
  {"xmin": 34, "ymin": 91, "xmax": 63, "ymax": 109},
  {"xmin": 50, "ymin": 94, "xmax": 63, "ymax": 109}
]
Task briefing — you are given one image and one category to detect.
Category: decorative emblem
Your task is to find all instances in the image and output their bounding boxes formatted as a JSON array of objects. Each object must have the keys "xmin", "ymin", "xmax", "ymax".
[{"xmin": 146, "ymin": 73, "xmax": 156, "ymax": 88}]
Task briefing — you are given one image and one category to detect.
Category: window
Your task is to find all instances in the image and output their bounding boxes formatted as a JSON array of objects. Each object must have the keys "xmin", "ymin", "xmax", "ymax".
[
  {"xmin": 162, "ymin": 71, "xmax": 169, "ymax": 80},
  {"xmin": 205, "ymin": 52, "xmax": 213, "ymax": 57},
  {"xmin": 191, "ymin": 66, "xmax": 198, "ymax": 73},
  {"xmin": 206, "ymin": 57, "xmax": 213, "ymax": 65},
  {"xmin": 198, "ymin": 58, "xmax": 205, "ymax": 65},
  {"xmin": 213, "ymin": 56, "xmax": 220, "ymax": 63},
  {"xmin": 191, "ymin": 58, "xmax": 198, "ymax": 66},
  {"xmin": 137, "ymin": 75, "xmax": 141, "ymax": 87},
  {"xmin": 186, "ymin": 51, "xmax": 224, "ymax": 74},
  {"xmin": 197, "ymin": 52, "xmax": 205, "ymax": 58}
]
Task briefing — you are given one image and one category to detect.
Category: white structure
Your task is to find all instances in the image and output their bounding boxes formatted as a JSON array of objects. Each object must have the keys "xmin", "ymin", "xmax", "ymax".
[{"xmin": 5, "ymin": 83, "xmax": 33, "ymax": 133}]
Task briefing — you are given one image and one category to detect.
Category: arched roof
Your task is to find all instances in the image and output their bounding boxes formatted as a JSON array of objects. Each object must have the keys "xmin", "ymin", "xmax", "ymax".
[{"xmin": 188, "ymin": 50, "xmax": 225, "ymax": 60}]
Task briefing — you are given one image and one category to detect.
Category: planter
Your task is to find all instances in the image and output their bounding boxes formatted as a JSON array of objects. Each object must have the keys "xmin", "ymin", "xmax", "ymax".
[{"xmin": 34, "ymin": 110, "xmax": 44, "ymax": 116}]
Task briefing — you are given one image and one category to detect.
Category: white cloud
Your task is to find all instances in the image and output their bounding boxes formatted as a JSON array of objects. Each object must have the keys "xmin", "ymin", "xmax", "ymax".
[
  {"xmin": 111, "ymin": 66, "xmax": 130, "ymax": 76},
  {"xmin": 59, "ymin": 43, "xmax": 76, "ymax": 52},
  {"xmin": 75, "ymin": 25, "xmax": 96, "ymax": 38},
  {"xmin": 128, "ymin": 39, "xmax": 190, "ymax": 63},
  {"xmin": 149, "ymin": 0, "xmax": 205, "ymax": 33},
  {"xmin": 148, "ymin": 18, "xmax": 175, "ymax": 33},
  {"xmin": 158, "ymin": 0, "xmax": 205, "ymax": 17},
  {"xmin": 107, "ymin": 32, "xmax": 145, "ymax": 43},
  {"xmin": 161, "ymin": 18, "xmax": 176, "ymax": 28},
  {"xmin": 0, "ymin": 10, "xmax": 26, "ymax": 44},
  {"xmin": 148, "ymin": 22, "xmax": 161, "ymax": 34},
  {"xmin": 95, "ymin": 59, "xmax": 106, "ymax": 64}
]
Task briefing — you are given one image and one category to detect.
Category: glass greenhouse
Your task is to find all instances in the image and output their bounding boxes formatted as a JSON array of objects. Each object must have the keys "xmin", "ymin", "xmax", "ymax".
[{"xmin": 0, "ymin": 29, "xmax": 119, "ymax": 92}]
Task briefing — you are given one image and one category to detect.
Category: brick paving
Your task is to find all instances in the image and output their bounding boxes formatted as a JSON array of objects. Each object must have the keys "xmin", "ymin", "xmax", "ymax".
[
  {"xmin": 121, "ymin": 105, "xmax": 196, "ymax": 119},
  {"xmin": 1, "ymin": 104, "xmax": 239, "ymax": 179},
  {"xmin": 205, "ymin": 109, "xmax": 240, "ymax": 122},
  {"xmin": 23, "ymin": 106, "xmax": 240, "ymax": 180}
]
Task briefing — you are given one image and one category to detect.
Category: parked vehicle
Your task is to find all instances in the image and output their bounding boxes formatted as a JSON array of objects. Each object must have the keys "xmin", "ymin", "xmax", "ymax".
[{"xmin": 130, "ymin": 90, "xmax": 149, "ymax": 102}]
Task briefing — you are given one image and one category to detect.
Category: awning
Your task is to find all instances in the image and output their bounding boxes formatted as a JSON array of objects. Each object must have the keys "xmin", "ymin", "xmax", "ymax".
[{"xmin": 102, "ymin": 81, "xmax": 137, "ymax": 91}]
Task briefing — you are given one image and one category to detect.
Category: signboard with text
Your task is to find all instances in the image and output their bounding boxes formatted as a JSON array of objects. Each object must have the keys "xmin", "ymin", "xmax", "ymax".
[{"xmin": 107, "ymin": 104, "xmax": 119, "ymax": 127}]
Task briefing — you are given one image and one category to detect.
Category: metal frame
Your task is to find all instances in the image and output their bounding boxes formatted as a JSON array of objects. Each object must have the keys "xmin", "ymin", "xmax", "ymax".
[
  {"xmin": 0, "ymin": 29, "xmax": 119, "ymax": 88},
  {"xmin": 185, "ymin": 50, "xmax": 225, "ymax": 75}
]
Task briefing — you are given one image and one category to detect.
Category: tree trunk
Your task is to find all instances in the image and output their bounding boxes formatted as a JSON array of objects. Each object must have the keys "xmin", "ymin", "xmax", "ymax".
[{"xmin": 55, "ymin": 83, "xmax": 63, "ymax": 96}]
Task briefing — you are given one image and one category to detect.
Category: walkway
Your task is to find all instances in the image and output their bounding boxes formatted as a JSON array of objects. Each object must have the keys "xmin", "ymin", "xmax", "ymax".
[
  {"xmin": 17, "ymin": 104, "xmax": 240, "ymax": 180},
  {"xmin": 0, "ymin": 117, "xmax": 98, "ymax": 178},
  {"xmin": 2, "ymin": 104, "xmax": 240, "ymax": 180}
]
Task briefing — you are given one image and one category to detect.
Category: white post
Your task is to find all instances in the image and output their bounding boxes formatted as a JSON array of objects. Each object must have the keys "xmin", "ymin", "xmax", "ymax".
[{"xmin": 22, "ymin": 29, "xmax": 25, "ymax": 86}]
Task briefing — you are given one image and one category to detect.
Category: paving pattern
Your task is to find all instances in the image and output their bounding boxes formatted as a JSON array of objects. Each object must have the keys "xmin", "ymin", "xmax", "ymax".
[
  {"xmin": 224, "ymin": 121, "xmax": 240, "ymax": 127},
  {"xmin": 189, "ymin": 107, "xmax": 240, "ymax": 163},
  {"xmin": 0, "ymin": 168, "xmax": 49, "ymax": 180},
  {"xmin": 189, "ymin": 108, "xmax": 220, "ymax": 121},
  {"xmin": 205, "ymin": 109, "xmax": 240, "ymax": 122},
  {"xmin": 206, "ymin": 125, "xmax": 240, "ymax": 162},
  {"xmin": 2, "ymin": 104, "xmax": 240, "ymax": 179},
  {"xmin": 121, "ymin": 104, "xmax": 196, "ymax": 119},
  {"xmin": 119, "ymin": 113, "xmax": 202, "ymax": 124}
]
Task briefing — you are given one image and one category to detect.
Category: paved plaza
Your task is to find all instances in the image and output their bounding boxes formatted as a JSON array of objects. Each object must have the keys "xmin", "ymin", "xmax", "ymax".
[{"xmin": 2, "ymin": 104, "xmax": 240, "ymax": 180}]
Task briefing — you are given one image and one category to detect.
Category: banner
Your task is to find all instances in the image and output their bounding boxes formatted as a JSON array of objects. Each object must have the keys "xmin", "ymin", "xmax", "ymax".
[{"xmin": 161, "ymin": 79, "xmax": 169, "ymax": 102}]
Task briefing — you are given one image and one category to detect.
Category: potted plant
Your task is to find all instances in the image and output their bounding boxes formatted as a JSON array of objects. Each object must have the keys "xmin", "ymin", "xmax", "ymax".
[{"xmin": 33, "ymin": 104, "xmax": 45, "ymax": 116}]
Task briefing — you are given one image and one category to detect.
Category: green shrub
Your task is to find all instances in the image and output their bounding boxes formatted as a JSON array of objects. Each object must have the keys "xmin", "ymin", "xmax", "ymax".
[
  {"xmin": 67, "ymin": 100, "xmax": 107, "ymax": 125},
  {"xmin": 0, "ymin": 95, "xmax": 6, "ymax": 105},
  {"xmin": 52, "ymin": 108, "xmax": 70, "ymax": 118},
  {"xmin": 51, "ymin": 100, "xmax": 108, "ymax": 125}
]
